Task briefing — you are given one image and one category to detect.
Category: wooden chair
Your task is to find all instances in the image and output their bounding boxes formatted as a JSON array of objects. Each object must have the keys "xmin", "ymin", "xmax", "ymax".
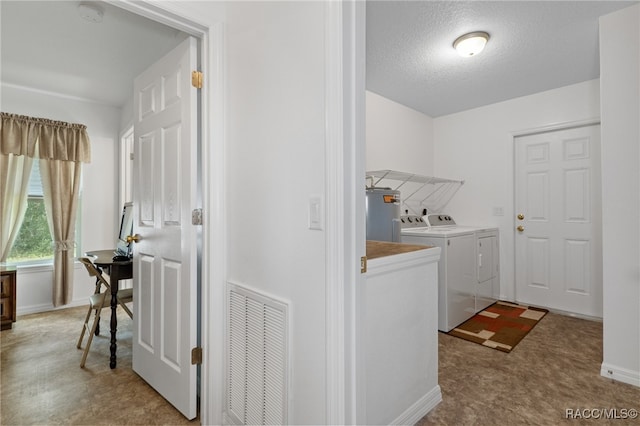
[{"xmin": 77, "ymin": 257, "xmax": 133, "ymax": 368}]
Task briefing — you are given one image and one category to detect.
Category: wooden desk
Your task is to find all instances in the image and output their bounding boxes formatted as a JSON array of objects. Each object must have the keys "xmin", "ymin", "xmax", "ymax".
[{"xmin": 85, "ymin": 250, "xmax": 132, "ymax": 369}]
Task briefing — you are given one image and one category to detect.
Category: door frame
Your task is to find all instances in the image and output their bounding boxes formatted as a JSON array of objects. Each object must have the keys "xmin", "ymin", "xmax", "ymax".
[
  {"xmin": 118, "ymin": 125, "xmax": 134, "ymax": 208},
  {"xmin": 511, "ymin": 117, "xmax": 601, "ymax": 312},
  {"xmin": 106, "ymin": 1, "xmax": 223, "ymax": 424},
  {"xmin": 325, "ymin": 2, "xmax": 366, "ymax": 424}
]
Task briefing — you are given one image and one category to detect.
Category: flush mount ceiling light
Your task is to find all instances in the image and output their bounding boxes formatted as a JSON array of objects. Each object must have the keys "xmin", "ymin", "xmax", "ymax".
[
  {"xmin": 453, "ymin": 31, "xmax": 490, "ymax": 57},
  {"xmin": 78, "ymin": 2, "xmax": 104, "ymax": 23}
]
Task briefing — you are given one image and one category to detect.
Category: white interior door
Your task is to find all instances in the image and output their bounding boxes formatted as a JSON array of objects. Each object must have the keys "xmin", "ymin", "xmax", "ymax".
[
  {"xmin": 132, "ymin": 36, "xmax": 199, "ymax": 419},
  {"xmin": 514, "ymin": 125, "xmax": 602, "ymax": 317}
]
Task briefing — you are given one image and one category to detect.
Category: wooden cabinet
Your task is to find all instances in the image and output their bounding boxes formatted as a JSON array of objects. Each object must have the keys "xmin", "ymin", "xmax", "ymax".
[{"xmin": 1, "ymin": 267, "xmax": 17, "ymax": 330}]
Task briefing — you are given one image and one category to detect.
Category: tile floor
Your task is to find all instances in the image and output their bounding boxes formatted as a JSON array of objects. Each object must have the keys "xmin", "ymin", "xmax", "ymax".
[{"xmin": 2, "ymin": 306, "xmax": 639, "ymax": 425}]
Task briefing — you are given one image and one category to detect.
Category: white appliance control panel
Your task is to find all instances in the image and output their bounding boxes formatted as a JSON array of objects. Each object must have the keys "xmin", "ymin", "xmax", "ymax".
[
  {"xmin": 401, "ymin": 213, "xmax": 458, "ymax": 229},
  {"xmin": 424, "ymin": 214, "xmax": 457, "ymax": 227},
  {"xmin": 400, "ymin": 214, "xmax": 426, "ymax": 228}
]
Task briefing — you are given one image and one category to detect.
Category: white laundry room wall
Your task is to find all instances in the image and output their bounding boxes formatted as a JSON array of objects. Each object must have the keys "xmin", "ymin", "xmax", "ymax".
[
  {"xmin": 432, "ymin": 79, "xmax": 601, "ymax": 301},
  {"xmin": 1, "ymin": 84, "xmax": 121, "ymax": 314},
  {"xmin": 366, "ymin": 90, "xmax": 435, "ymax": 176}
]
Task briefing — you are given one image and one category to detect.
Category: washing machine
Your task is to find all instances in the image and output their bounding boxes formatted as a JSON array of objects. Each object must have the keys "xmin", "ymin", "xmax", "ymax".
[{"xmin": 401, "ymin": 214, "xmax": 499, "ymax": 332}]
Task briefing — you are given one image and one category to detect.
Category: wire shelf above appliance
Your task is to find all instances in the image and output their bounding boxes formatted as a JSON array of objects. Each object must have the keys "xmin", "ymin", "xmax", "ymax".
[{"xmin": 366, "ymin": 169, "xmax": 465, "ymax": 216}]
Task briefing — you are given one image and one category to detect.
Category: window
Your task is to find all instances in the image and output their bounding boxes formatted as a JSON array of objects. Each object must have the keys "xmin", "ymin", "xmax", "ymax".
[{"xmin": 6, "ymin": 161, "xmax": 80, "ymax": 264}]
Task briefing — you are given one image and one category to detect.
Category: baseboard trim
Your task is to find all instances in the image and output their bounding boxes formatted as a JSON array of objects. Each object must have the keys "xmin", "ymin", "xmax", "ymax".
[
  {"xmin": 510, "ymin": 299, "xmax": 603, "ymax": 322},
  {"xmin": 390, "ymin": 385, "xmax": 442, "ymax": 426},
  {"xmin": 17, "ymin": 299, "xmax": 86, "ymax": 316},
  {"xmin": 601, "ymin": 363, "xmax": 640, "ymax": 388}
]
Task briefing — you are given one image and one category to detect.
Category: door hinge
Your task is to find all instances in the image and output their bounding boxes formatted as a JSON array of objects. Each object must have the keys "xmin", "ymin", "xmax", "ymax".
[
  {"xmin": 191, "ymin": 70, "xmax": 203, "ymax": 89},
  {"xmin": 360, "ymin": 256, "xmax": 367, "ymax": 274},
  {"xmin": 191, "ymin": 347, "xmax": 202, "ymax": 365},
  {"xmin": 192, "ymin": 208, "xmax": 203, "ymax": 225}
]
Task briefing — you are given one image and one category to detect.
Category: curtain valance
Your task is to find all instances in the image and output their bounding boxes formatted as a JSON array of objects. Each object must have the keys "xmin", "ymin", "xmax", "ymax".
[{"xmin": 0, "ymin": 112, "xmax": 91, "ymax": 163}]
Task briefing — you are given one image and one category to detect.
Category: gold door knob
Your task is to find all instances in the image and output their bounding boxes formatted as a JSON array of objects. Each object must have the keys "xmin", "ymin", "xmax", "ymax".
[
  {"xmin": 126, "ymin": 234, "xmax": 141, "ymax": 243},
  {"xmin": 517, "ymin": 225, "xmax": 525, "ymax": 232},
  {"xmin": 517, "ymin": 213, "xmax": 524, "ymax": 220}
]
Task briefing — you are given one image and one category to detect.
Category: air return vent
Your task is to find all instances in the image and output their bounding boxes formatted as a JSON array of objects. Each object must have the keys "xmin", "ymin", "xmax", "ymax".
[{"xmin": 226, "ymin": 282, "xmax": 288, "ymax": 425}]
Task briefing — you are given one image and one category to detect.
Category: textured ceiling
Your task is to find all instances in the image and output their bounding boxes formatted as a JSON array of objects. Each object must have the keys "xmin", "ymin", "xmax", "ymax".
[
  {"xmin": 1, "ymin": 1, "xmax": 188, "ymax": 107},
  {"xmin": 367, "ymin": 0, "xmax": 638, "ymax": 117},
  {"xmin": 1, "ymin": 1, "xmax": 637, "ymax": 114}
]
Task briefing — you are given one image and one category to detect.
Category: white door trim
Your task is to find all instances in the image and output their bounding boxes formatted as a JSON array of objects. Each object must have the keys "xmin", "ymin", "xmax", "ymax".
[
  {"xmin": 201, "ymin": 21, "xmax": 227, "ymax": 426},
  {"xmin": 118, "ymin": 125, "xmax": 134, "ymax": 208},
  {"xmin": 344, "ymin": 2, "xmax": 367, "ymax": 425},
  {"xmin": 512, "ymin": 117, "xmax": 601, "ymax": 138},
  {"xmin": 325, "ymin": 1, "xmax": 365, "ymax": 425},
  {"xmin": 324, "ymin": 2, "xmax": 345, "ymax": 424},
  {"xmin": 510, "ymin": 118, "xmax": 601, "ymax": 308},
  {"xmin": 105, "ymin": 2, "xmax": 225, "ymax": 424}
]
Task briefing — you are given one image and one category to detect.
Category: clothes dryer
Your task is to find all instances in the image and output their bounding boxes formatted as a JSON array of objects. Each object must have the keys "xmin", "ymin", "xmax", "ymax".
[{"xmin": 401, "ymin": 214, "xmax": 499, "ymax": 332}]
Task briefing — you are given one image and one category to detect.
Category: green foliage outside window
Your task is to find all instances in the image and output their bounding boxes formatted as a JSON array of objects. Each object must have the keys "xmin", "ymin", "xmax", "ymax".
[{"xmin": 7, "ymin": 198, "xmax": 53, "ymax": 262}]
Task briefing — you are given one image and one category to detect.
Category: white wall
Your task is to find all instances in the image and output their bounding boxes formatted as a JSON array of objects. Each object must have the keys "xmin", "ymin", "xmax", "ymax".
[
  {"xmin": 168, "ymin": 1, "xmax": 329, "ymax": 423},
  {"xmin": 366, "ymin": 90, "xmax": 434, "ymax": 175},
  {"xmin": 1, "ymin": 84, "xmax": 121, "ymax": 313},
  {"xmin": 599, "ymin": 4, "xmax": 640, "ymax": 387},
  {"xmin": 433, "ymin": 79, "xmax": 600, "ymax": 301},
  {"xmin": 224, "ymin": 3, "xmax": 326, "ymax": 422}
]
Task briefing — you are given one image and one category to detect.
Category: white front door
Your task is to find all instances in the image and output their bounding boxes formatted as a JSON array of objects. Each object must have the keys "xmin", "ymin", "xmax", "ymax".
[
  {"xmin": 132, "ymin": 36, "xmax": 199, "ymax": 419},
  {"xmin": 514, "ymin": 125, "xmax": 602, "ymax": 317}
]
